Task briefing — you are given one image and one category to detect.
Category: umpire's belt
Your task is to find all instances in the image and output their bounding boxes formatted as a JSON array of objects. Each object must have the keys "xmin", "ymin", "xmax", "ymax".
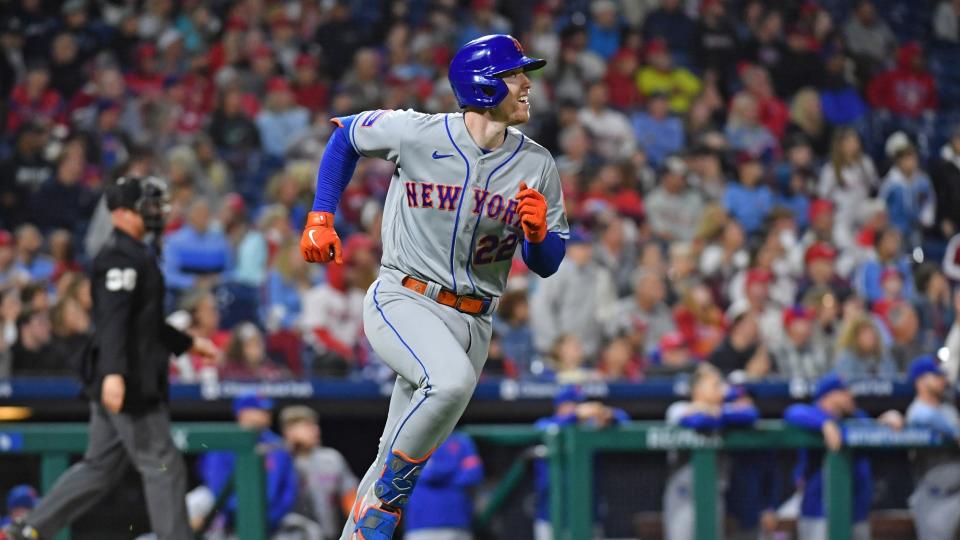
[{"xmin": 402, "ymin": 276, "xmax": 497, "ymax": 316}]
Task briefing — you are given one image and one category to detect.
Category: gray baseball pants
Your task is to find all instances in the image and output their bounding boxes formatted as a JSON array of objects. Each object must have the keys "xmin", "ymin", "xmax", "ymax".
[
  {"xmin": 27, "ymin": 402, "xmax": 190, "ymax": 540},
  {"xmin": 340, "ymin": 269, "xmax": 492, "ymax": 540},
  {"xmin": 908, "ymin": 463, "xmax": 960, "ymax": 540}
]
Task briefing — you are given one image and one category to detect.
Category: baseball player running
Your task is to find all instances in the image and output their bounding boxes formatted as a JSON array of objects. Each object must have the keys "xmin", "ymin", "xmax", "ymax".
[{"xmin": 300, "ymin": 34, "xmax": 568, "ymax": 540}]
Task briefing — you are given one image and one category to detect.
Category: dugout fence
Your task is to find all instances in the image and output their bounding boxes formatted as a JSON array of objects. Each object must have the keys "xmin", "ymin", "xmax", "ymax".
[
  {"xmin": 0, "ymin": 423, "xmax": 266, "ymax": 540},
  {"xmin": 462, "ymin": 421, "xmax": 955, "ymax": 540}
]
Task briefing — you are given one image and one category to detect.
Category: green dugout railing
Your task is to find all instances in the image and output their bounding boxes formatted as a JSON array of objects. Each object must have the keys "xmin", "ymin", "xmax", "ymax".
[
  {"xmin": 464, "ymin": 420, "xmax": 956, "ymax": 540},
  {"xmin": 0, "ymin": 423, "xmax": 266, "ymax": 540}
]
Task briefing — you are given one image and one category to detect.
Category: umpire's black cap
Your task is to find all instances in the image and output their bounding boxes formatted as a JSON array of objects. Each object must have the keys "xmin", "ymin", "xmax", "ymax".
[
  {"xmin": 105, "ymin": 176, "xmax": 144, "ymax": 211},
  {"xmin": 105, "ymin": 176, "xmax": 170, "ymax": 232}
]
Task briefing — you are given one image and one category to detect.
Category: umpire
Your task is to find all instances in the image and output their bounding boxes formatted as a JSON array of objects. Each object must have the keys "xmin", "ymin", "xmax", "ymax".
[{"xmin": 4, "ymin": 176, "xmax": 216, "ymax": 540}]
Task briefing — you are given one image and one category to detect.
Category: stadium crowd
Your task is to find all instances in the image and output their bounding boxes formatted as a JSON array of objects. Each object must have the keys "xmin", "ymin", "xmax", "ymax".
[{"xmin": 2, "ymin": 0, "xmax": 960, "ymax": 389}]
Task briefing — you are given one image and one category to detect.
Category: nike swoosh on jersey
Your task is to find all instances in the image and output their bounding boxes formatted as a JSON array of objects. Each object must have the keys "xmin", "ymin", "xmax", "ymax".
[{"xmin": 432, "ymin": 151, "xmax": 453, "ymax": 159}]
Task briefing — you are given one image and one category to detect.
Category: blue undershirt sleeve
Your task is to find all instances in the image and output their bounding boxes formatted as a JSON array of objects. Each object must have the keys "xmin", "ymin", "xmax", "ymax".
[
  {"xmin": 311, "ymin": 116, "xmax": 361, "ymax": 213},
  {"xmin": 522, "ymin": 231, "xmax": 566, "ymax": 278}
]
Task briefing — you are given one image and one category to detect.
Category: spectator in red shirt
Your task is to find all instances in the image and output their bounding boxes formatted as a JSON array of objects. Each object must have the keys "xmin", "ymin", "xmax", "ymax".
[
  {"xmin": 291, "ymin": 53, "xmax": 328, "ymax": 113},
  {"xmin": 6, "ymin": 62, "xmax": 64, "ymax": 132},
  {"xmin": 738, "ymin": 63, "xmax": 789, "ymax": 139},
  {"xmin": 125, "ymin": 43, "xmax": 164, "ymax": 98},
  {"xmin": 867, "ymin": 42, "xmax": 938, "ymax": 119},
  {"xmin": 604, "ymin": 49, "xmax": 640, "ymax": 110}
]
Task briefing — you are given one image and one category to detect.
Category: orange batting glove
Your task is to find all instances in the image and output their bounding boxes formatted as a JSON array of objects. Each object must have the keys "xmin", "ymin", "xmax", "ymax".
[
  {"xmin": 516, "ymin": 182, "xmax": 548, "ymax": 243},
  {"xmin": 300, "ymin": 211, "xmax": 343, "ymax": 264}
]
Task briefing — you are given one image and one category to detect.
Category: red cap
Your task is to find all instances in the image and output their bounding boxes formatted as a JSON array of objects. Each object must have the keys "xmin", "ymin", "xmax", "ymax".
[
  {"xmin": 224, "ymin": 193, "xmax": 245, "ymax": 214},
  {"xmin": 800, "ymin": 1, "xmax": 820, "ymax": 16},
  {"xmin": 897, "ymin": 42, "xmax": 922, "ymax": 66},
  {"xmin": 645, "ymin": 38, "xmax": 668, "ymax": 57},
  {"xmin": 808, "ymin": 198, "xmax": 834, "ymax": 222},
  {"xmin": 250, "ymin": 45, "xmax": 273, "ymax": 61},
  {"xmin": 783, "ymin": 305, "xmax": 813, "ymax": 327},
  {"xmin": 701, "ymin": 0, "xmax": 722, "ymax": 12},
  {"xmin": 472, "ymin": 0, "xmax": 495, "ymax": 10},
  {"xmin": 745, "ymin": 268, "xmax": 773, "ymax": 288},
  {"xmin": 226, "ymin": 17, "xmax": 248, "ymax": 32},
  {"xmin": 533, "ymin": 2, "xmax": 552, "ymax": 16},
  {"xmin": 804, "ymin": 242, "xmax": 837, "ymax": 265},
  {"xmin": 659, "ymin": 331, "xmax": 688, "ymax": 352},
  {"xmin": 0, "ymin": 230, "xmax": 11, "ymax": 247},
  {"xmin": 295, "ymin": 53, "xmax": 316, "ymax": 69},
  {"xmin": 736, "ymin": 150, "xmax": 761, "ymax": 167},
  {"xmin": 137, "ymin": 43, "xmax": 157, "ymax": 59},
  {"xmin": 266, "ymin": 77, "xmax": 291, "ymax": 94},
  {"xmin": 881, "ymin": 267, "xmax": 902, "ymax": 283}
]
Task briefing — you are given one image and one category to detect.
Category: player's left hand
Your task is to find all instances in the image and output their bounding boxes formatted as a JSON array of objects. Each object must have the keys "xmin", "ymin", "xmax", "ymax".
[{"xmin": 516, "ymin": 182, "xmax": 547, "ymax": 243}]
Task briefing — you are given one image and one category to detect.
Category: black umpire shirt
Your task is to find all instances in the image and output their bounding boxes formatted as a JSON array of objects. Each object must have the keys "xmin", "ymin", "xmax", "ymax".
[{"xmin": 85, "ymin": 229, "xmax": 193, "ymax": 412}]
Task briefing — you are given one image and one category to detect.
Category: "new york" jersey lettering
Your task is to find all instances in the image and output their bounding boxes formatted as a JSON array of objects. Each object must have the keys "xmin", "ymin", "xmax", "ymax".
[{"xmin": 403, "ymin": 182, "xmax": 521, "ymax": 226}]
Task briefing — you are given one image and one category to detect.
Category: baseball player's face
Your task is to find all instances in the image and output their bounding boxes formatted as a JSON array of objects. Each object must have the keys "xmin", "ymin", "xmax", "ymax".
[
  {"xmin": 492, "ymin": 69, "xmax": 532, "ymax": 125},
  {"xmin": 920, "ymin": 373, "xmax": 947, "ymax": 398}
]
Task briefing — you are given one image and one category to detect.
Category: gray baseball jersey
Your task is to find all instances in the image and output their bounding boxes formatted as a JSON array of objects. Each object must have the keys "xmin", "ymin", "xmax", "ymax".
[
  {"xmin": 293, "ymin": 447, "xmax": 358, "ymax": 539},
  {"xmin": 343, "ymin": 109, "xmax": 569, "ymax": 297}
]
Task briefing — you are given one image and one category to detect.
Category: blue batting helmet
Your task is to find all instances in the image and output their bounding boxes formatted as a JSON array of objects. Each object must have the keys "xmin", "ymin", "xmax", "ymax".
[{"xmin": 448, "ymin": 34, "xmax": 546, "ymax": 109}]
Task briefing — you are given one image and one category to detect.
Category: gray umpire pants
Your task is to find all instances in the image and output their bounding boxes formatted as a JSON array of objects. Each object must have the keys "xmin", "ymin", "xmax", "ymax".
[{"xmin": 27, "ymin": 402, "xmax": 191, "ymax": 540}]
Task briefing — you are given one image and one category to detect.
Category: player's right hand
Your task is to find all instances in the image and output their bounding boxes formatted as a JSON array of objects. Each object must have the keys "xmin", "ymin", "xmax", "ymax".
[
  {"xmin": 300, "ymin": 211, "xmax": 343, "ymax": 264},
  {"xmin": 102, "ymin": 374, "xmax": 125, "ymax": 413}
]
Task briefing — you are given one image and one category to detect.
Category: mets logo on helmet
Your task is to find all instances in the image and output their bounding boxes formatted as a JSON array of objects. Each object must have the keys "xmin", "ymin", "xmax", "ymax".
[{"xmin": 510, "ymin": 36, "xmax": 523, "ymax": 54}]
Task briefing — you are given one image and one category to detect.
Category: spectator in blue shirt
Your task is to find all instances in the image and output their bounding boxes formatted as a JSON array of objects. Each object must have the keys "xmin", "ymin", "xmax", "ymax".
[
  {"xmin": 404, "ymin": 431, "xmax": 484, "ymax": 540},
  {"xmin": 878, "ymin": 134, "xmax": 935, "ymax": 246},
  {"xmin": 217, "ymin": 194, "xmax": 268, "ymax": 288},
  {"xmin": 533, "ymin": 385, "xmax": 628, "ymax": 540},
  {"xmin": 853, "ymin": 227, "xmax": 915, "ymax": 303},
  {"xmin": 643, "ymin": 0, "xmax": 696, "ymax": 57},
  {"xmin": 13, "ymin": 225, "xmax": 54, "ymax": 284},
  {"xmin": 493, "ymin": 289, "xmax": 537, "ymax": 376},
  {"xmin": 820, "ymin": 51, "xmax": 868, "ymax": 126},
  {"xmin": 586, "ymin": 0, "xmax": 621, "ymax": 60},
  {"xmin": 0, "ymin": 485, "xmax": 38, "ymax": 528},
  {"xmin": 456, "ymin": 0, "xmax": 511, "ymax": 47},
  {"xmin": 784, "ymin": 373, "xmax": 903, "ymax": 540},
  {"xmin": 265, "ymin": 240, "xmax": 313, "ymax": 331},
  {"xmin": 254, "ymin": 78, "xmax": 309, "ymax": 161},
  {"xmin": 163, "ymin": 199, "xmax": 230, "ymax": 295},
  {"xmin": 723, "ymin": 153, "xmax": 774, "ymax": 235},
  {"xmin": 198, "ymin": 393, "xmax": 298, "ymax": 534},
  {"xmin": 631, "ymin": 93, "xmax": 684, "ymax": 168}
]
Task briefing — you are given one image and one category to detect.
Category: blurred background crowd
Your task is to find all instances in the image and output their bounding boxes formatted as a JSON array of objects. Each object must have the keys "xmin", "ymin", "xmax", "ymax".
[{"xmin": 3, "ymin": 0, "xmax": 960, "ymax": 388}]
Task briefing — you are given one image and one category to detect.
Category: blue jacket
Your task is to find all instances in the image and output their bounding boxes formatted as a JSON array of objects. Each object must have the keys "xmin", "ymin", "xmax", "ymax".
[
  {"xmin": 533, "ymin": 408, "xmax": 629, "ymax": 521},
  {"xmin": 820, "ymin": 87, "xmax": 867, "ymax": 125},
  {"xmin": 631, "ymin": 113, "xmax": 685, "ymax": 167},
  {"xmin": 265, "ymin": 270, "xmax": 304, "ymax": 330},
  {"xmin": 784, "ymin": 404, "xmax": 873, "ymax": 522},
  {"xmin": 723, "ymin": 182, "xmax": 774, "ymax": 234},
  {"xmin": 405, "ymin": 432, "xmax": 484, "ymax": 532},
  {"xmin": 162, "ymin": 225, "xmax": 231, "ymax": 291},
  {"xmin": 878, "ymin": 169, "xmax": 935, "ymax": 239},
  {"xmin": 199, "ymin": 429, "xmax": 298, "ymax": 532},
  {"xmin": 853, "ymin": 257, "xmax": 915, "ymax": 303},
  {"xmin": 587, "ymin": 22, "xmax": 621, "ymax": 60}
]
